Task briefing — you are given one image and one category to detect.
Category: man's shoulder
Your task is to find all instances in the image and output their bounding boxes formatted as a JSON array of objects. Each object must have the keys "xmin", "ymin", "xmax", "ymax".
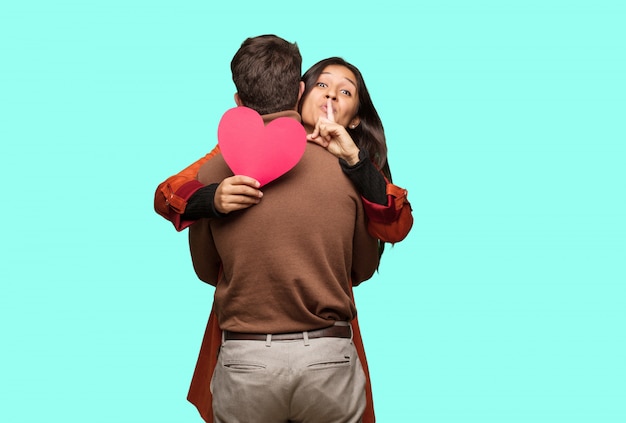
[
  {"xmin": 301, "ymin": 143, "xmax": 342, "ymax": 169},
  {"xmin": 197, "ymin": 152, "xmax": 230, "ymax": 184},
  {"xmin": 291, "ymin": 143, "xmax": 359, "ymax": 196},
  {"xmin": 300, "ymin": 143, "xmax": 350, "ymax": 178}
]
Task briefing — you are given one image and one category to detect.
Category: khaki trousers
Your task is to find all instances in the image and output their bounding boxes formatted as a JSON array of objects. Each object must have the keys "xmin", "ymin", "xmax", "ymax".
[{"xmin": 210, "ymin": 334, "xmax": 366, "ymax": 423}]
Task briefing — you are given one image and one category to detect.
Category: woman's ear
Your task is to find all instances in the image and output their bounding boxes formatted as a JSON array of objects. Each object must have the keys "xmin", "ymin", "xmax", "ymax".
[
  {"xmin": 234, "ymin": 93, "xmax": 243, "ymax": 106},
  {"xmin": 349, "ymin": 117, "xmax": 361, "ymax": 129}
]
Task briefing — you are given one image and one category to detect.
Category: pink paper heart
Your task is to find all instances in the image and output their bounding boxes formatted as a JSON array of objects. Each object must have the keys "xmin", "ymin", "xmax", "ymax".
[{"xmin": 217, "ymin": 107, "xmax": 307, "ymax": 187}]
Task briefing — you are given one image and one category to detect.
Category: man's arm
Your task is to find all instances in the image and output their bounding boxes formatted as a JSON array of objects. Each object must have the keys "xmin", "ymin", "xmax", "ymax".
[
  {"xmin": 188, "ymin": 219, "xmax": 221, "ymax": 286},
  {"xmin": 351, "ymin": 195, "xmax": 380, "ymax": 286}
]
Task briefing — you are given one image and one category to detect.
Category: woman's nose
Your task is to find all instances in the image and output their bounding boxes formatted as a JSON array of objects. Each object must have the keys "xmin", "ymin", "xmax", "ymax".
[{"xmin": 325, "ymin": 93, "xmax": 337, "ymax": 100}]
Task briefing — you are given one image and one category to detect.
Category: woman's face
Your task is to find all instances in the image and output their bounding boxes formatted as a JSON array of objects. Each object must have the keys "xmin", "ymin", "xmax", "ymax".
[{"xmin": 300, "ymin": 64, "xmax": 360, "ymax": 131}]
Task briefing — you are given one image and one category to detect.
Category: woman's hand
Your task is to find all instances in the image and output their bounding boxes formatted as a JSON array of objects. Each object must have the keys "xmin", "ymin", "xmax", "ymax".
[
  {"xmin": 307, "ymin": 98, "xmax": 361, "ymax": 165},
  {"xmin": 214, "ymin": 175, "xmax": 263, "ymax": 214}
]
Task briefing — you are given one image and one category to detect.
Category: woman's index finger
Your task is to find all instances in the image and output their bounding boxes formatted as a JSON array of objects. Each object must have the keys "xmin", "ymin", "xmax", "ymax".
[{"xmin": 326, "ymin": 98, "xmax": 335, "ymax": 122}]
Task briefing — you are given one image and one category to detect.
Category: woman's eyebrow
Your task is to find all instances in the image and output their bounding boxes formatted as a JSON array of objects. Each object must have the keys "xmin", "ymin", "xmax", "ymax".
[{"xmin": 321, "ymin": 72, "xmax": 357, "ymax": 89}]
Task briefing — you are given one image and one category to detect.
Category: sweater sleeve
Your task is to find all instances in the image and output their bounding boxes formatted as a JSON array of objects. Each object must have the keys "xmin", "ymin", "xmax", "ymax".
[
  {"xmin": 188, "ymin": 219, "xmax": 221, "ymax": 286},
  {"xmin": 182, "ymin": 184, "xmax": 228, "ymax": 220},
  {"xmin": 339, "ymin": 149, "xmax": 387, "ymax": 205}
]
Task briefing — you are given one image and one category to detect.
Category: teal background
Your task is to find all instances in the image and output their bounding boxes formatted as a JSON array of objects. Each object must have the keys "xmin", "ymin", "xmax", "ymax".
[{"xmin": 1, "ymin": 1, "xmax": 625, "ymax": 422}]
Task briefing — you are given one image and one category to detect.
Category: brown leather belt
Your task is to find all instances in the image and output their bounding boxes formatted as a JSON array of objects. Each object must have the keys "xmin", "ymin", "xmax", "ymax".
[{"xmin": 224, "ymin": 325, "xmax": 351, "ymax": 341}]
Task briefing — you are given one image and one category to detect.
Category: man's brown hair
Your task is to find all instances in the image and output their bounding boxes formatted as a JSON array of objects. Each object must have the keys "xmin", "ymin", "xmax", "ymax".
[{"xmin": 230, "ymin": 35, "xmax": 302, "ymax": 115}]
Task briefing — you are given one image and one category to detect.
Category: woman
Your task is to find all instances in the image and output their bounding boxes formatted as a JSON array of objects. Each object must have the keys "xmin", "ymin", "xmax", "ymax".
[
  {"xmin": 302, "ymin": 57, "xmax": 390, "ymax": 180},
  {"xmin": 155, "ymin": 57, "xmax": 413, "ymax": 423},
  {"xmin": 300, "ymin": 57, "xmax": 411, "ymax": 249}
]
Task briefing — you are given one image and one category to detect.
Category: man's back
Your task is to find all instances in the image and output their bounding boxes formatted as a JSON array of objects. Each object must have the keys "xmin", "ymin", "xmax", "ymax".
[{"xmin": 189, "ymin": 142, "xmax": 379, "ymax": 334}]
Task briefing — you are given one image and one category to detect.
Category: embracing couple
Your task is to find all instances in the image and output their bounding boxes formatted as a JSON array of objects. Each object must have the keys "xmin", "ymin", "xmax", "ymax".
[{"xmin": 154, "ymin": 34, "xmax": 413, "ymax": 423}]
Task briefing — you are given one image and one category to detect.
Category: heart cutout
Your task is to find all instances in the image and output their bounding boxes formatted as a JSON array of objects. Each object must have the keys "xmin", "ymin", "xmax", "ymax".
[{"xmin": 217, "ymin": 107, "xmax": 307, "ymax": 187}]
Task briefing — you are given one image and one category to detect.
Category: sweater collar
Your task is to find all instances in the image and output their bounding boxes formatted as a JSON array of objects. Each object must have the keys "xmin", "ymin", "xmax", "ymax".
[{"xmin": 261, "ymin": 110, "xmax": 302, "ymax": 125}]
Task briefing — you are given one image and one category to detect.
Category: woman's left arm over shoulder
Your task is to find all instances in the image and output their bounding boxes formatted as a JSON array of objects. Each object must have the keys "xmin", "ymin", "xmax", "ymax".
[
  {"xmin": 308, "ymin": 115, "xmax": 413, "ymax": 243},
  {"xmin": 339, "ymin": 152, "xmax": 413, "ymax": 243}
]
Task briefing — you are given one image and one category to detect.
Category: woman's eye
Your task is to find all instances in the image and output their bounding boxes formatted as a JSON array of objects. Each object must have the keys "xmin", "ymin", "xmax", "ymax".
[
  {"xmin": 317, "ymin": 82, "xmax": 327, "ymax": 88},
  {"xmin": 341, "ymin": 89, "xmax": 352, "ymax": 96}
]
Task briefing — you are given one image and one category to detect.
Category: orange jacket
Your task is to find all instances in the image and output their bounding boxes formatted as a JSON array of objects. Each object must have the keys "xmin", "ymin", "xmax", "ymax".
[{"xmin": 154, "ymin": 145, "xmax": 413, "ymax": 243}]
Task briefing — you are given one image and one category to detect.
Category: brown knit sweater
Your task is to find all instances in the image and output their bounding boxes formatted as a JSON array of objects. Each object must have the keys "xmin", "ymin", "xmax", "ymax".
[{"xmin": 189, "ymin": 116, "xmax": 379, "ymax": 334}]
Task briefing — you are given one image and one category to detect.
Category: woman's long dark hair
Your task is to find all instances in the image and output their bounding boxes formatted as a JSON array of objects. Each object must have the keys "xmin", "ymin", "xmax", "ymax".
[{"xmin": 299, "ymin": 57, "xmax": 392, "ymax": 182}]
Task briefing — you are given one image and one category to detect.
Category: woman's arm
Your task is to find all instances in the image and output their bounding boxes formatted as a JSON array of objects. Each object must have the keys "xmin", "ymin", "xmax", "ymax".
[
  {"xmin": 339, "ymin": 150, "xmax": 413, "ymax": 243},
  {"xmin": 154, "ymin": 145, "xmax": 263, "ymax": 231},
  {"xmin": 363, "ymin": 182, "xmax": 413, "ymax": 243},
  {"xmin": 154, "ymin": 146, "xmax": 221, "ymax": 231},
  {"xmin": 308, "ymin": 112, "xmax": 413, "ymax": 243},
  {"xmin": 155, "ymin": 144, "xmax": 413, "ymax": 242}
]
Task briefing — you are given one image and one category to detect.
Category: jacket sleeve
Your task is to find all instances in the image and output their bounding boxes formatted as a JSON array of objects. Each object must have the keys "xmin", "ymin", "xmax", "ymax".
[
  {"xmin": 154, "ymin": 145, "xmax": 221, "ymax": 231},
  {"xmin": 363, "ymin": 182, "xmax": 413, "ymax": 243}
]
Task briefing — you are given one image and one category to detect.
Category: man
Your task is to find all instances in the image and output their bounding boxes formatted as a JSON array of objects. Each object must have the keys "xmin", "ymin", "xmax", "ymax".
[{"xmin": 188, "ymin": 35, "xmax": 379, "ymax": 422}]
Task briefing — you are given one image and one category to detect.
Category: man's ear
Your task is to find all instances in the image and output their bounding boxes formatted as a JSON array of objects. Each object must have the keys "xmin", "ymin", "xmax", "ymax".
[
  {"xmin": 297, "ymin": 81, "xmax": 305, "ymax": 103},
  {"xmin": 234, "ymin": 93, "xmax": 243, "ymax": 106}
]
